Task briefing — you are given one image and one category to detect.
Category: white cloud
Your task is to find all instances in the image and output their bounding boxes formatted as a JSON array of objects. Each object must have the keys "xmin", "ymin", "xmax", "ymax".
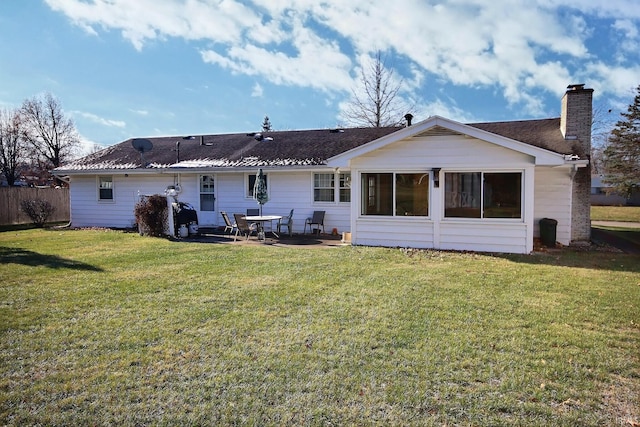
[
  {"xmin": 251, "ymin": 83, "xmax": 264, "ymax": 97},
  {"xmin": 584, "ymin": 62, "xmax": 640, "ymax": 98},
  {"xmin": 72, "ymin": 111, "xmax": 126, "ymax": 128},
  {"xmin": 614, "ymin": 19, "xmax": 639, "ymax": 38},
  {"xmin": 202, "ymin": 19, "xmax": 353, "ymax": 93},
  {"xmin": 129, "ymin": 109, "xmax": 149, "ymax": 116},
  {"xmin": 46, "ymin": 0, "xmax": 640, "ymax": 116},
  {"xmin": 612, "ymin": 19, "xmax": 640, "ymax": 61},
  {"xmin": 45, "ymin": 0, "xmax": 261, "ymax": 50},
  {"xmin": 75, "ymin": 133, "xmax": 103, "ymax": 157}
]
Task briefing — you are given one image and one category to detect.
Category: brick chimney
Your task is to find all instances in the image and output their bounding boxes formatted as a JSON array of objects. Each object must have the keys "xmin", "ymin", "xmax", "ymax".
[
  {"xmin": 561, "ymin": 83, "xmax": 593, "ymax": 244},
  {"xmin": 561, "ymin": 83, "xmax": 593, "ymax": 149}
]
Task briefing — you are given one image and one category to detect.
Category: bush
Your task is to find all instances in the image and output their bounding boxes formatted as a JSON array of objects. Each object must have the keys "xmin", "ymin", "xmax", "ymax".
[
  {"xmin": 134, "ymin": 194, "xmax": 168, "ymax": 237},
  {"xmin": 20, "ymin": 199, "xmax": 56, "ymax": 228}
]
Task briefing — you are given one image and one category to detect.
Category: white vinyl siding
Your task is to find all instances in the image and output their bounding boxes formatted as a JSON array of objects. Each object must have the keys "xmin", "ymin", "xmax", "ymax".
[
  {"xmin": 71, "ymin": 174, "xmax": 175, "ymax": 228},
  {"xmin": 534, "ymin": 167, "xmax": 572, "ymax": 245}
]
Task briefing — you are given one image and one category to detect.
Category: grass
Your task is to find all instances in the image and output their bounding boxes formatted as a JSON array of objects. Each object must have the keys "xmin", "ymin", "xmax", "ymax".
[
  {"xmin": 1, "ymin": 228, "xmax": 639, "ymax": 426},
  {"xmin": 591, "ymin": 206, "xmax": 640, "ymax": 247},
  {"xmin": 591, "ymin": 206, "xmax": 640, "ymax": 222}
]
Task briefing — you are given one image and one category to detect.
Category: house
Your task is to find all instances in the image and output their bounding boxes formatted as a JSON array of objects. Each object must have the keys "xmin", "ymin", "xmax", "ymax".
[
  {"xmin": 54, "ymin": 84, "xmax": 593, "ymax": 254},
  {"xmin": 591, "ymin": 174, "xmax": 640, "ymax": 206}
]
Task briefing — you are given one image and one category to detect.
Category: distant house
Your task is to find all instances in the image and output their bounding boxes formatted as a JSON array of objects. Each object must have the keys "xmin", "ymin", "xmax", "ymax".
[
  {"xmin": 591, "ymin": 175, "xmax": 640, "ymax": 206},
  {"xmin": 54, "ymin": 84, "xmax": 594, "ymax": 254}
]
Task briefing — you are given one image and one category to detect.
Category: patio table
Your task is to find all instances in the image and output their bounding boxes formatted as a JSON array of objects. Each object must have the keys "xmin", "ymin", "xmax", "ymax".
[{"xmin": 246, "ymin": 215, "xmax": 282, "ymax": 240}]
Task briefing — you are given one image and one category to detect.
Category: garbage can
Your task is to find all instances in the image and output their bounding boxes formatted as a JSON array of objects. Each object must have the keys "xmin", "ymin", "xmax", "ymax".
[{"xmin": 539, "ymin": 218, "xmax": 558, "ymax": 247}]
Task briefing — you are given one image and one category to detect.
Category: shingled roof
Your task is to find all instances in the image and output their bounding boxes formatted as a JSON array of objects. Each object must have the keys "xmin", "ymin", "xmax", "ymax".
[
  {"xmin": 56, "ymin": 117, "xmax": 577, "ymax": 172},
  {"xmin": 58, "ymin": 127, "xmax": 401, "ymax": 171},
  {"xmin": 469, "ymin": 117, "xmax": 583, "ymax": 156}
]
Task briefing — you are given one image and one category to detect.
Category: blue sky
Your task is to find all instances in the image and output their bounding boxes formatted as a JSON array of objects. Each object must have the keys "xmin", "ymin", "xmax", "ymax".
[{"xmin": 0, "ymin": 0, "xmax": 638, "ymax": 154}]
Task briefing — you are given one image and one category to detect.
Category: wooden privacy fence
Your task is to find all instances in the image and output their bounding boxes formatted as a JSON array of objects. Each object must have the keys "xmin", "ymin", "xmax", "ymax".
[{"xmin": 0, "ymin": 187, "xmax": 70, "ymax": 225}]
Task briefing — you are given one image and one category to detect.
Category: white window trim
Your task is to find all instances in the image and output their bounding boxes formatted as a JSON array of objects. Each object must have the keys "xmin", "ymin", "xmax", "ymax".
[
  {"xmin": 97, "ymin": 175, "xmax": 114, "ymax": 203},
  {"xmin": 312, "ymin": 171, "xmax": 353, "ymax": 204}
]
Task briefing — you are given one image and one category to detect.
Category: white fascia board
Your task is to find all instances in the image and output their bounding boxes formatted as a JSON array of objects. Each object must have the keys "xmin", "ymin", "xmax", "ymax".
[{"xmin": 328, "ymin": 115, "xmax": 568, "ymax": 167}]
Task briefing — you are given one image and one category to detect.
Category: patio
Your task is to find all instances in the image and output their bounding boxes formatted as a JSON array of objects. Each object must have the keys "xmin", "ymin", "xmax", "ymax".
[{"xmin": 179, "ymin": 227, "xmax": 346, "ymax": 248}]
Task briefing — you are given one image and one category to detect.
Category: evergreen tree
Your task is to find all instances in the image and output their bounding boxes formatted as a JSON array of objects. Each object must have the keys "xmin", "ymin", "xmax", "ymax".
[
  {"xmin": 261, "ymin": 116, "xmax": 272, "ymax": 132},
  {"xmin": 603, "ymin": 85, "xmax": 640, "ymax": 199}
]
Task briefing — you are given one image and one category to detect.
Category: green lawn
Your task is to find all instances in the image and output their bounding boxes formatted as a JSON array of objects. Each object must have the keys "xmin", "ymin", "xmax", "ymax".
[
  {"xmin": 1, "ymin": 229, "xmax": 639, "ymax": 426},
  {"xmin": 591, "ymin": 206, "xmax": 640, "ymax": 222}
]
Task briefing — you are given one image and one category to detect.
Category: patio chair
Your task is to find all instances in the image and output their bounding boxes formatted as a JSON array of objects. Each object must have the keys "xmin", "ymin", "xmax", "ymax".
[
  {"xmin": 246, "ymin": 208, "xmax": 260, "ymax": 216},
  {"xmin": 277, "ymin": 209, "xmax": 294, "ymax": 237},
  {"xmin": 233, "ymin": 213, "xmax": 257, "ymax": 241},
  {"xmin": 304, "ymin": 210, "xmax": 325, "ymax": 234},
  {"xmin": 220, "ymin": 211, "xmax": 236, "ymax": 234}
]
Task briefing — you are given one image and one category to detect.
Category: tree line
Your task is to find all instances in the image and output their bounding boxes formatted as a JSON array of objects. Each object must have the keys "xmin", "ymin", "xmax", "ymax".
[{"xmin": 0, "ymin": 93, "xmax": 80, "ymax": 187}]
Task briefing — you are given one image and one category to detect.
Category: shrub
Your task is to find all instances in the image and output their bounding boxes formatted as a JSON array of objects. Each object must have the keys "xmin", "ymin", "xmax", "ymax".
[
  {"xmin": 20, "ymin": 199, "xmax": 56, "ymax": 228},
  {"xmin": 134, "ymin": 194, "xmax": 168, "ymax": 237}
]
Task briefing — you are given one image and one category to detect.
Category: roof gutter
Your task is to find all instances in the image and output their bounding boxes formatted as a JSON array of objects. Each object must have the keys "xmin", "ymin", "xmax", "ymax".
[{"xmin": 565, "ymin": 159, "xmax": 589, "ymax": 179}]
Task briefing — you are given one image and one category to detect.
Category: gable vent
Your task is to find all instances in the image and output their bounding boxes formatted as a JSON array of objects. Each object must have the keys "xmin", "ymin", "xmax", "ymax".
[{"xmin": 413, "ymin": 126, "xmax": 463, "ymax": 138}]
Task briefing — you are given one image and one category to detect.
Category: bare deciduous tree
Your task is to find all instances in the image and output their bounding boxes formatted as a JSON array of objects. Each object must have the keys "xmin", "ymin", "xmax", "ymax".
[
  {"xmin": 0, "ymin": 107, "xmax": 27, "ymax": 186},
  {"xmin": 342, "ymin": 51, "xmax": 414, "ymax": 128},
  {"xmin": 90, "ymin": 143, "xmax": 105, "ymax": 154},
  {"xmin": 20, "ymin": 93, "xmax": 80, "ymax": 170}
]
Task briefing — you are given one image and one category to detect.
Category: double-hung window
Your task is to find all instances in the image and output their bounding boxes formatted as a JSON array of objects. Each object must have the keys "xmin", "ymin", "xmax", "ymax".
[
  {"xmin": 444, "ymin": 172, "xmax": 522, "ymax": 219},
  {"xmin": 360, "ymin": 172, "xmax": 429, "ymax": 216},
  {"xmin": 314, "ymin": 173, "xmax": 335, "ymax": 202},
  {"xmin": 313, "ymin": 172, "xmax": 351, "ymax": 203},
  {"xmin": 98, "ymin": 176, "xmax": 113, "ymax": 201}
]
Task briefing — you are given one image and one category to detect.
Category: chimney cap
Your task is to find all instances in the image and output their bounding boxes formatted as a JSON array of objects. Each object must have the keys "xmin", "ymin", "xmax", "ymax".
[{"xmin": 567, "ymin": 83, "xmax": 586, "ymax": 90}]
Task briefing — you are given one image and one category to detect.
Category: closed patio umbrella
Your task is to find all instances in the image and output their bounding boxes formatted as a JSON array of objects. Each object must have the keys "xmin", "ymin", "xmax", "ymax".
[{"xmin": 253, "ymin": 168, "xmax": 269, "ymax": 216}]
